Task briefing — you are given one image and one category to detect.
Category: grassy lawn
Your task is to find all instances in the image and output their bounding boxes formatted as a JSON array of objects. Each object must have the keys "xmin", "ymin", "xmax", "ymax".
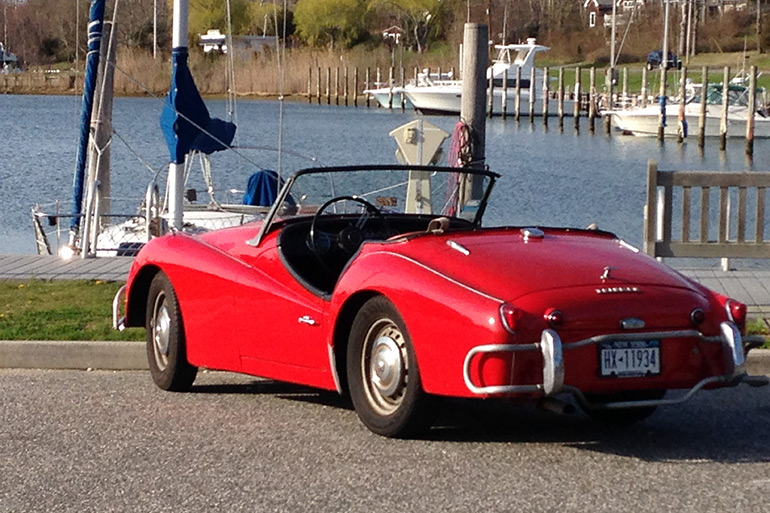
[{"xmin": 0, "ymin": 280, "xmax": 144, "ymax": 341}]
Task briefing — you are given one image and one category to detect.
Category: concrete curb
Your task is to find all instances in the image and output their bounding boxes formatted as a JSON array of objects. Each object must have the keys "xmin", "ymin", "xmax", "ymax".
[
  {"xmin": 0, "ymin": 341, "xmax": 146, "ymax": 370},
  {"xmin": 0, "ymin": 341, "xmax": 768, "ymax": 376}
]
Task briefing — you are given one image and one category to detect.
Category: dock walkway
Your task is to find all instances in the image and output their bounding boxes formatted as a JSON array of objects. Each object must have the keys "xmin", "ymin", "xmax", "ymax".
[{"xmin": 1, "ymin": 254, "xmax": 769, "ymax": 315}]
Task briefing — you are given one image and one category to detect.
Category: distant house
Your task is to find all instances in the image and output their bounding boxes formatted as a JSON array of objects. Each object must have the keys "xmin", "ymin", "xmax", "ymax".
[
  {"xmin": 582, "ymin": 0, "xmax": 639, "ymax": 29},
  {"xmin": 0, "ymin": 41, "xmax": 19, "ymax": 72},
  {"xmin": 198, "ymin": 29, "xmax": 277, "ymax": 55}
]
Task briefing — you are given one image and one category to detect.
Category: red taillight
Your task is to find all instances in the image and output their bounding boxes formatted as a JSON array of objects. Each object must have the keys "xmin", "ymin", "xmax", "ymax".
[
  {"xmin": 726, "ymin": 299, "xmax": 747, "ymax": 327},
  {"xmin": 500, "ymin": 303, "xmax": 518, "ymax": 333}
]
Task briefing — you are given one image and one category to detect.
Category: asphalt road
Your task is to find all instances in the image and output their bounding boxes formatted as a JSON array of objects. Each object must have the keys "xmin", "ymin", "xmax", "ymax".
[{"xmin": 2, "ymin": 369, "xmax": 769, "ymax": 513}]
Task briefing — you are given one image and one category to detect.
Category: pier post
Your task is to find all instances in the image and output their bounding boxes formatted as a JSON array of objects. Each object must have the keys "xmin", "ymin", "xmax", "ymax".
[
  {"xmin": 376, "ymin": 67, "xmax": 381, "ymax": 108},
  {"xmin": 658, "ymin": 0, "xmax": 671, "ymax": 141},
  {"xmin": 720, "ymin": 66, "xmax": 729, "ymax": 150},
  {"xmin": 335, "ymin": 67, "xmax": 340, "ymax": 105},
  {"xmin": 529, "ymin": 67, "xmax": 536, "ymax": 123},
  {"xmin": 488, "ymin": 72, "xmax": 494, "ymax": 118},
  {"xmin": 317, "ymin": 66, "xmax": 321, "ymax": 105},
  {"xmin": 388, "ymin": 66, "xmax": 394, "ymax": 109},
  {"xmin": 308, "ymin": 67, "xmax": 312, "ymax": 103},
  {"xmin": 460, "ymin": 22, "xmax": 488, "ymax": 188},
  {"xmin": 604, "ymin": 67, "xmax": 613, "ymax": 135},
  {"xmin": 622, "ymin": 67, "xmax": 628, "ymax": 105},
  {"xmin": 677, "ymin": 66, "xmax": 687, "ymax": 143},
  {"xmin": 354, "ymin": 67, "xmax": 359, "ymax": 107},
  {"xmin": 746, "ymin": 65, "xmax": 757, "ymax": 156},
  {"xmin": 515, "ymin": 67, "xmax": 521, "ymax": 121},
  {"xmin": 344, "ymin": 67, "xmax": 349, "ymax": 106},
  {"xmin": 699, "ymin": 66, "xmax": 707, "ymax": 146},
  {"xmin": 365, "ymin": 67, "xmax": 370, "ymax": 108},
  {"xmin": 326, "ymin": 67, "xmax": 331, "ymax": 105},
  {"xmin": 542, "ymin": 66, "xmax": 549, "ymax": 125},
  {"xmin": 502, "ymin": 68, "xmax": 508, "ymax": 119},
  {"xmin": 400, "ymin": 66, "xmax": 406, "ymax": 112},
  {"xmin": 589, "ymin": 67, "xmax": 596, "ymax": 132},
  {"xmin": 557, "ymin": 67, "xmax": 564, "ymax": 129},
  {"xmin": 574, "ymin": 67, "xmax": 581, "ymax": 127},
  {"xmin": 641, "ymin": 66, "xmax": 648, "ymax": 108}
]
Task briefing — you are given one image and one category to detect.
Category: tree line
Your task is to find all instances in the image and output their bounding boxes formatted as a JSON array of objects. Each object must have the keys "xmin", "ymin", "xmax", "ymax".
[{"xmin": 1, "ymin": 0, "xmax": 767, "ymax": 68}]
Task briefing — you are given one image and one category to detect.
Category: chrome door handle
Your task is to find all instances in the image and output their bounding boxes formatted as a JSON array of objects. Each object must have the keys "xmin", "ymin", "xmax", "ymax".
[{"xmin": 298, "ymin": 315, "xmax": 316, "ymax": 326}]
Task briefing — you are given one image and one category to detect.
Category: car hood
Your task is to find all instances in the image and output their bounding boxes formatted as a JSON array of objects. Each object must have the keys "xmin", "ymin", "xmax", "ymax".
[{"xmin": 385, "ymin": 228, "xmax": 702, "ymax": 302}]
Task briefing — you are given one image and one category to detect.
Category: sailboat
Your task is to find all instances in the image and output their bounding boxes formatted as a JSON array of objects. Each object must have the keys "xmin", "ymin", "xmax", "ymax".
[{"xmin": 32, "ymin": 0, "xmax": 288, "ymax": 258}]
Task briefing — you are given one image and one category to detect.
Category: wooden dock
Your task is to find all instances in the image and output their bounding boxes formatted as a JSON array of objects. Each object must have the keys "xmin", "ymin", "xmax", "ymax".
[{"xmin": 0, "ymin": 254, "xmax": 768, "ymax": 315}]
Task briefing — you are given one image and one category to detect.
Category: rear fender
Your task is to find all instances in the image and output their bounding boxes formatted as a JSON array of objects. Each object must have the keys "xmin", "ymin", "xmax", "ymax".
[{"xmin": 332, "ymin": 250, "xmax": 508, "ymax": 396}]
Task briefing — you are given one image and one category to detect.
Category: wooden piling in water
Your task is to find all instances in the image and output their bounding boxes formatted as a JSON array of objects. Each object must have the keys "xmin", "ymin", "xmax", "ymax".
[
  {"xmin": 388, "ymin": 67, "xmax": 394, "ymax": 109},
  {"xmin": 502, "ymin": 68, "xmax": 508, "ymax": 119},
  {"xmin": 335, "ymin": 67, "xmax": 340, "ymax": 105},
  {"xmin": 604, "ymin": 67, "xmax": 612, "ymax": 135},
  {"xmin": 557, "ymin": 67, "xmax": 564, "ymax": 128},
  {"xmin": 376, "ymin": 68, "xmax": 381, "ymax": 108},
  {"xmin": 641, "ymin": 66, "xmax": 648, "ymax": 108},
  {"xmin": 308, "ymin": 67, "xmax": 312, "ymax": 103},
  {"xmin": 677, "ymin": 67, "xmax": 687, "ymax": 143},
  {"xmin": 573, "ymin": 67, "xmax": 581, "ymax": 126},
  {"xmin": 720, "ymin": 66, "xmax": 729, "ymax": 150},
  {"xmin": 365, "ymin": 67, "xmax": 370, "ymax": 108},
  {"xmin": 589, "ymin": 67, "xmax": 596, "ymax": 132},
  {"xmin": 622, "ymin": 67, "xmax": 628, "ymax": 104},
  {"xmin": 542, "ymin": 67, "xmax": 549, "ymax": 125},
  {"xmin": 699, "ymin": 66, "xmax": 707, "ymax": 146},
  {"xmin": 326, "ymin": 67, "xmax": 331, "ymax": 105},
  {"xmin": 529, "ymin": 67, "xmax": 536, "ymax": 123},
  {"xmin": 488, "ymin": 72, "xmax": 495, "ymax": 118},
  {"xmin": 400, "ymin": 66, "xmax": 405, "ymax": 112},
  {"xmin": 746, "ymin": 65, "xmax": 757, "ymax": 156},
  {"xmin": 344, "ymin": 67, "xmax": 349, "ymax": 106},
  {"xmin": 317, "ymin": 66, "xmax": 322, "ymax": 105},
  {"xmin": 515, "ymin": 67, "xmax": 522, "ymax": 121},
  {"xmin": 354, "ymin": 67, "xmax": 359, "ymax": 107}
]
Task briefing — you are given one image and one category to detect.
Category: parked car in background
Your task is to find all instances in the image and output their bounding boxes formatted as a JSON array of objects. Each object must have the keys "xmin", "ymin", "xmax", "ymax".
[{"xmin": 647, "ymin": 50, "xmax": 682, "ymax": 71}]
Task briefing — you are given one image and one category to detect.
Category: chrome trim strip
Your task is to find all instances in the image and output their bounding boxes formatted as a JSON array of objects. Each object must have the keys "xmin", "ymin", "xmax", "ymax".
[
  {"xmin": 328, "ymin": 344, "xmax": 342, "ymax": 395},
  {"xmin": 112, "ymin": 285, "xmax": 127, "ymax": 331},
  {"xmin": 366, "ymin": 251, "xmax": 504, "ymax": 304},
  {"xmin": 446, "ymin": 240, "xmax": 470, "ymax": 255}
]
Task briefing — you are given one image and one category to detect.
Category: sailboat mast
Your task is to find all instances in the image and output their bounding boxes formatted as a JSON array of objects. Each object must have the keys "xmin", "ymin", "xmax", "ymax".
[
  {"xmin": 70, "ymin": 0, "xmax": 106, "ymax": 240},
  {"xmin": 168, "ymin": 0, "xmax": 189, "ymax": 230}
]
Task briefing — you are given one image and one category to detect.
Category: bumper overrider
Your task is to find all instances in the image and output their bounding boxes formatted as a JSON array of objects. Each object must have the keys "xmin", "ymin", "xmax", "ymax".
[{"xmin": 462, "ymin": 322, "xmax": 769, "ymax": 410}]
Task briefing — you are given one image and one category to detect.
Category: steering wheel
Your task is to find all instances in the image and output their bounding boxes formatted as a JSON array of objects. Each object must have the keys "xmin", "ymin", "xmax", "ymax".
[{"xmin": 309, "ymin": 195, "xmax": 388, "ymax": 271}]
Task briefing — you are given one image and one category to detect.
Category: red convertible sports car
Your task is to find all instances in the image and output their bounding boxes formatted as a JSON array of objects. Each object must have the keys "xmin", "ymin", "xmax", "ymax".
[{"xmin": 114, "ymin": 164, "xmax": 767, "ymax": 437}]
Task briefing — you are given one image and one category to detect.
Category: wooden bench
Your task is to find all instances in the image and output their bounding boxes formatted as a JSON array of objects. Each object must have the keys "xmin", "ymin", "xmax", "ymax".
[{"xmin": 644, "ymin": 160, "xmax": 770, "ymax": 270}]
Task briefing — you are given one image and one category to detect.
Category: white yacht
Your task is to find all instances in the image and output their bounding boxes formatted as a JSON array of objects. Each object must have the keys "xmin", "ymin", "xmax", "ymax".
[{"xmin": 402, "ymin": 39, "xmax": 574, "ymax": 116}]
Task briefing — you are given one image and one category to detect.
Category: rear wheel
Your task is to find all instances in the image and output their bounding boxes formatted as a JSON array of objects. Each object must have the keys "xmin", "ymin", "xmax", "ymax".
[
  {"xmin": 581, "ymin": 389, "xmax": 666, "ymax": 426},
  {"xmin": 146, "ymin": 272, "xmax": 197, "ymax": 391},
  {"xmin": 347, "ymin": 296, "xmax": 435, "ymax": 438}
]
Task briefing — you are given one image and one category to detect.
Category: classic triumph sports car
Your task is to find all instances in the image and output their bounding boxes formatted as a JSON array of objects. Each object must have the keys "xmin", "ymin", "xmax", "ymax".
[{"xmin": 114, "ymin": 164, "xmax": 767, "ymax": 437}]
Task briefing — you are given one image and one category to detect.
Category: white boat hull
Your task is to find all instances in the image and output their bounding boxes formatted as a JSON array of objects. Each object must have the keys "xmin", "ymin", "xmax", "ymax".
[
  {"xmin": 403, "ymin": 85, "xmax": 576, "ymax": 117},
  {"xmin": 607, "ymin": 104, "xmax": 770, "ymax": 138}
]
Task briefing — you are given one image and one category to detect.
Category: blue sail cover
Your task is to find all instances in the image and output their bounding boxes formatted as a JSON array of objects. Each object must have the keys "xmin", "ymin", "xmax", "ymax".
[
  {"xmin": 70, "ymin": 0, "xmax": 106, "ymax": 231},
  {"xmin": 160, "ymin": 47, "xmax": 236, "ymax": 164},
  {"xmin": 242, "ymin": 170, "xmax": 295, "ymax": 207}
]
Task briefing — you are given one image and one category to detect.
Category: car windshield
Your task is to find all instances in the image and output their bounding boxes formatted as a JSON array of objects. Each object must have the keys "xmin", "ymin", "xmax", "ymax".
[{"xmin": 253, "ymin": 165, "xmax": 497, "ymax": 244}]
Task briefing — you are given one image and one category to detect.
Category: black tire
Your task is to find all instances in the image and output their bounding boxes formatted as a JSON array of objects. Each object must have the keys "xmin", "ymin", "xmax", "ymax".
[
  {"xmin": 347, "ymin": 296, "xmax": 435, "ymax": 438},
  {"xmin": 146, "ymin": 272, "xmax": 197, "ymax": 391},
  {"xmin": 581, "ymin": 389, "xmax": 666, "ymax": 426}
]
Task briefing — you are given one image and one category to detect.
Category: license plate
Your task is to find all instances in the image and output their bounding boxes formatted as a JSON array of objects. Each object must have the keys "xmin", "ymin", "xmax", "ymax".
[{"xmin": 599, "ymin": 340, "xmax": 661, "ymax": 378}]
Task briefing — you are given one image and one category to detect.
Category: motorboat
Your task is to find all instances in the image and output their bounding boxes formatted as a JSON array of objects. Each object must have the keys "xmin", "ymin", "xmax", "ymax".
[
  {"xmin": 402, "ymin": 39, "xmax": 575, "ymax": 116},
  {"xmin": 605, "ymin": 83, "xmax": 769, "ymax": 138}
]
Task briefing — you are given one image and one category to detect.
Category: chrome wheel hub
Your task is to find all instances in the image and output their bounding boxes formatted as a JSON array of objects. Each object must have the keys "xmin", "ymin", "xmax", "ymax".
[
  {"xmin": 363, "ymin": 319, "xmax": 408, "ymax": 415},
  {"xmin": 152, "ymin": 292, "xmax": 171, "ymax": 371}
]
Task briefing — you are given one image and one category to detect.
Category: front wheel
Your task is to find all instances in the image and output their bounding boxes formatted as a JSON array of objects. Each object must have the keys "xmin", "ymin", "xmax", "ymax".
[
  {"xmin": 347, "ymin": 297, "xmax": 435, "ymax": 437},
  {"xmin": 146, "ymin": 272, "xmax": 197, "ymax": 391}
]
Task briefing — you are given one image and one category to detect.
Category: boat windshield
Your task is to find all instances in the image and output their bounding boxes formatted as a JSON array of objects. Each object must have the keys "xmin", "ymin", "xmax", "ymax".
[
  {"xmin": 253, "ymin": 165, "xmax": 498, "ymax": 245},
  {"xmin": 691, "ymin": 84, "xmax": 755, "ymax": 107}
]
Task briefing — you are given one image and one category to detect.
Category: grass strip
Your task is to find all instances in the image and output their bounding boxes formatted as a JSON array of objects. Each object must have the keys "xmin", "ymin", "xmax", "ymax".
[{"xmin": 0, "ymin": 280, "xmax": 143, "ymax": 341}]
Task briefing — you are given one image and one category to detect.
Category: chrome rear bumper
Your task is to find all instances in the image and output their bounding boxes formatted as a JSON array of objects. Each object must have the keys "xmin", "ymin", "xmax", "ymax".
[
  {"xmin": 462, "ymin": 322, "xmax": 767, "ymax": 406},
  {"xmin": 112, "ymin": 284, "xmax": 127, "ymax": 331}
]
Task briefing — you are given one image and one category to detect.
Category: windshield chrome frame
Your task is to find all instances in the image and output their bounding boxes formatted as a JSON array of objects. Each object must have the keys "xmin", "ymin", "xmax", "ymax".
[{"xmin": 246, "ymin": 164, "xmax": 499, "ymax": 248}]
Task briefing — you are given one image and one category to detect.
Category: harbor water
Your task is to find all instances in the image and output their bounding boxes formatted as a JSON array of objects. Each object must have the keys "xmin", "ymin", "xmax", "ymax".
[{"xmin": 1, "ymin": 94, "xmax": 768, "ymax": 257}]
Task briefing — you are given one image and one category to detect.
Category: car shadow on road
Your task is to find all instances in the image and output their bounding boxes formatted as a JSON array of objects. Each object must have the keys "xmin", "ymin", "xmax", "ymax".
[
  {"xmin": 189, "ymin": 376, "xmax": 770, "ymax": 463},
  {"xmin": 426, "ymin": 393, "xmax": 770, "ymax": 463}
]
